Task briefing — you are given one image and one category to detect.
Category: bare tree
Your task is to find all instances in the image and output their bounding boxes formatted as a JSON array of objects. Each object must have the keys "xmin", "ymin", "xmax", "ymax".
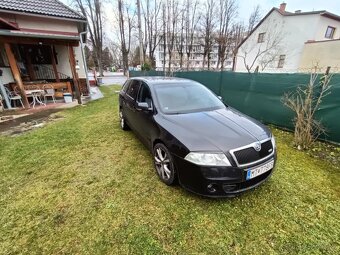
[
  {"xmin": 216, "ymin": 0, "xmax": 238, "ymax": 70},
  {"xmin": 161, "ymin": 3, "xmax": 167, "ymax": 72},
  {"xmin": 109, "ymin": 40, "xmax": 123, "ymax": 69},
  {"xmin": 184, "ymin": 0, "xmax": 199, "ymax": 71},
  {"xmin": 283, "ymin": 68, "xmax": 333, "ymax": 149},
  {"xmin": 230, "ymin": 22, "xmax": 245, "ymax": 71},
  {"xmin": 117, "ymin": 0, "xmax": 134, "ymax": 75},
  {"xmin": 74, "ymin": 0, "xmax": 104, "ymax": 76},
  {"xmin": 200, "ymin": 0, "xmax": 216, "ymax": 70},
  {"xmin": 175, "ymin": 7, "xmax": 185, "ymax": 69},
  {"xmin": 238, "ymin": 22, "xmax": 283, "ymax": 73},
  {"xmin": 247, "ymin": 5, "xmax": 262, "ymax": 35},
  {"xmin": 142, "ymin": 0, "xmax": 162, "ymax": 68},
  {"xmin": 165, "ymin": 0, "xmax": 179, "ymax": 72}
]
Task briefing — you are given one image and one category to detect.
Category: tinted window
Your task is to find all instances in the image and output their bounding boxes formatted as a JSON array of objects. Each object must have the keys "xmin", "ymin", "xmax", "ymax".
[
  {"xmin": 154, "ymin": 82, "xmax": 225, "ymax": 114},
  {"xmin": 126, "ymin": 80, "xmax": 140, "ymax": 100},
  {"xmin": 137, "ymin": 83, "xmax": 152, "ymax": 108},
  {"xmin": 122, "ymin": 80, "xmax": 130, "ymax": 92}
]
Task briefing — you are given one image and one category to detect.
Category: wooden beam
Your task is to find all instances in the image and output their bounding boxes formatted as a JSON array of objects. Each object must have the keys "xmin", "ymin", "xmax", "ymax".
[
  {"xmin": 50, "ymin": 46, "xmax": 60, "ymax": 82},
  {"xmin": 66, "ymin": 81, "xmax": 72, "ymax": 93},
  {"xmin": 0, "ymin": 36, "xmax": 79, "ymax": 46},
  {"xmin": 4, "ymin": 43, "xmax": 29, "ymax": 108},
  {"xmin": 68, "ymin": 45, "xmax": 81, "ymax": 104}
]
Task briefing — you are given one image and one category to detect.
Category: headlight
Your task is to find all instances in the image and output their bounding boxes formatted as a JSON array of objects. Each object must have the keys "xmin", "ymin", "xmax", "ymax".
[
  {"xmin": 184, "ymin": 152, "xmax": 231, "ymax": 166},
  {"xmin": 271, "ymin": 135, "xmax": 276, "ymax": 148}
]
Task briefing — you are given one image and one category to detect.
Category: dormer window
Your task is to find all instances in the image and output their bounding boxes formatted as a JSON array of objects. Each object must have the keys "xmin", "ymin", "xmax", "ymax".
[
  {"xmin": 258, "ymin": 33, "xmax": 265, "ymax": 43},
  {"xmin": 325, "ymin": 26, "xmax": 335, "ymax": 39}
]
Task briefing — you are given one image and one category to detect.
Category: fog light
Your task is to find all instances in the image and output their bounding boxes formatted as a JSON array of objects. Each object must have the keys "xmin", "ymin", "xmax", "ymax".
[{"xmin": 207, "ymin": 183, "xmax": 217, "ymax": 193}]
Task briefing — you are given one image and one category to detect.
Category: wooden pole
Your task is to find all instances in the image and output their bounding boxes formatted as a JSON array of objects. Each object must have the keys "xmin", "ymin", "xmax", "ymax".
[
  {"xmin": 4, "ymin": 43, "xmax": 29, "ymax": 108},
  {"xmin": 51, "ymin": 46, "xmax": 60, "ymax": 82},
  {"xmin": 68, "ymin": 45, "xmax": 81, "ymax": 104}
]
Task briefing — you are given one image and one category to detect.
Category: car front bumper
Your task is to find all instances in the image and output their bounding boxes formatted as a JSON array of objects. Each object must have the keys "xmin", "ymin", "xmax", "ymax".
[{"xmin": 173, "ymin": 153, "xmax": 277, "ymax": 198}]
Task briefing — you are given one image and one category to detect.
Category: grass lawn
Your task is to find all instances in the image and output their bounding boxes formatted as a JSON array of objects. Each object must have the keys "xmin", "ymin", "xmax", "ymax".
[{"xmin": 0, "ymin": 85, "xmax": 339, "ymax": 254}]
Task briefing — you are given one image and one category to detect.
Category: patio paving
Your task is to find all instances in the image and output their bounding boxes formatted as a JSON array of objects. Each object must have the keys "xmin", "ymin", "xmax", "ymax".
[{"xmin": 0, "ymin": 86, "xmax": 104, "ymax": 135}]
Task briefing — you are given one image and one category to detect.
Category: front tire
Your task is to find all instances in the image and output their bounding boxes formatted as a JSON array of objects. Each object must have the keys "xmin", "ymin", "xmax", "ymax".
[
  {"xmin": 153, "ymin": 143, "xmax": 176, "ymax": 185},
  {"xmin": 119, "ymin": 109, "xmax": 130, "ymax": 131}
]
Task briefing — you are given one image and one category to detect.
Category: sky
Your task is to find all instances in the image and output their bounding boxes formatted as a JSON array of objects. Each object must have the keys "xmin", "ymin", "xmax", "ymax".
[
  {"xmin": 62, "ymin": 0, "xmax": 340, "ymax": 42},
  {"xmin": 63, "ymin": 0, "xmax": 340, "ymax": 21},
  {"xmin": 238, "ymin": 0, "xmax": 340, "ymax": 21}
]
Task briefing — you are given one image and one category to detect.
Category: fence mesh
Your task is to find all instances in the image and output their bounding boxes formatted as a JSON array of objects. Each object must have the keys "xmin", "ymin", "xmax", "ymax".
[{"xmin": 130, "ymin": 70, "xmax": 340, "ymax": 143}]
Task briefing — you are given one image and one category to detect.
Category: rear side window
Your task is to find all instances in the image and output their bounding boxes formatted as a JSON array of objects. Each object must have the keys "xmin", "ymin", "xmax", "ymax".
[{"xmin": 126, "ymin": 80, "xmax": 140, "ymax": 100}]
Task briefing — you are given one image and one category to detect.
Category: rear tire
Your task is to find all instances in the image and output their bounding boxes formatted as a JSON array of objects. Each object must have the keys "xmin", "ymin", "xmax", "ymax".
[
  {"xmin": 119, "ymin": 109, "xmax": 130, "ymax": 131},
  {"xmin": 153, "ymin": 143, "xmax": 176, "ymax": 185}
]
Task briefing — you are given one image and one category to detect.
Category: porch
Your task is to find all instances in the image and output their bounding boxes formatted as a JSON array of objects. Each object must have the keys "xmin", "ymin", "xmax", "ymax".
[{"xmin": 0, "ymin": 34, "xmax": 89, "ymax": 110}]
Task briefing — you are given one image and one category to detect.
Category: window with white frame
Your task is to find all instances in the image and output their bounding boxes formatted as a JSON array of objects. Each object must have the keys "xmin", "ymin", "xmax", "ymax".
[{"xmin": 325, "ymin": 26, "xmax": 335, "ymax": 39}]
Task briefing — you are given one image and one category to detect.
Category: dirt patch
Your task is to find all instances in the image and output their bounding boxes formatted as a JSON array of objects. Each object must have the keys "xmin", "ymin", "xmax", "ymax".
[
  {"xmin": 308, "ymin": 141, "xmax": 340, "ymax": 169},
  {"xmin": 0, "ymin": 109, "xmax": 64, "ymax": 136}
]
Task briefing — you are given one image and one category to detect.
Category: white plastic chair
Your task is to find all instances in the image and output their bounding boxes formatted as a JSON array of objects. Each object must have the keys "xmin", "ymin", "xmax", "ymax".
[
  {"xmin": 43, "ymin": 84, "xmax": 56, "ymax": 103},
  {"xmin": 4, "ymin": 86, "xmax": 24, "ymax": 108}
]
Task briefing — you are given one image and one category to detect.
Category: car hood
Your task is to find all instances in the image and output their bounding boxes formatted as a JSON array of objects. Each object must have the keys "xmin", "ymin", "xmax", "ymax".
[{"xmin": 156, "ymin": 107, "xmax": 271, "ymax": 153}]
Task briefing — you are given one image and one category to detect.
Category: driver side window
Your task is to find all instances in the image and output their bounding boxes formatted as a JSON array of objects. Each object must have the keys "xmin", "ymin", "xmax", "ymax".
[{"xmin": 137, "ymin": 83, "xmax": 153, "ymax": 108}]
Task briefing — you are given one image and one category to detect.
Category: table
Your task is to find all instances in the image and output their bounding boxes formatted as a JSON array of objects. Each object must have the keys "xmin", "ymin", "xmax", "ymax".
[{"xmin": 25, "ymin": 89, "xmax": 46, "ymax": 108}]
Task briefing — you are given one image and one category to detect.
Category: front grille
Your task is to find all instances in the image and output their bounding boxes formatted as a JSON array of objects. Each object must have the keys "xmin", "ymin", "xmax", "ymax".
[{"xmin": 233, "ymin": 140, "xmax": 273, "ymax": 165}]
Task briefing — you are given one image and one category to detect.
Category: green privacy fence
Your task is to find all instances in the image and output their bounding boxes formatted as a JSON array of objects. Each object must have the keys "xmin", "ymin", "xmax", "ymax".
[{"xmin": 130, "ymin": 71, "xmax": 340, "ymax": 143}]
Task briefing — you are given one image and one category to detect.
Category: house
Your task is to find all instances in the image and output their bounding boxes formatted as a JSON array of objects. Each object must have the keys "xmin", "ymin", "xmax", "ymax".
[
  {"xmin": 0, "ymin": 0, "xmax": 88, "ymax": 108},
  {"xmin": 234, "ymin": 3, "xmax": 340, "ymax": 73},
  {"xmin": 154, "ymin": 35, "xmax": 235, "ymax": 71},
  {"xmin": 299, "ymin": 39, "xmax": 340, "ymax": 72}
]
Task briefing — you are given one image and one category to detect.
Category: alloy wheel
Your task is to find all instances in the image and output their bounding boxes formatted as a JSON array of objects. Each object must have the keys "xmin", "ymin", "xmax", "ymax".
[{"xmin": 153, "ymin": 144, "xmax": 175, "ymax": 185}]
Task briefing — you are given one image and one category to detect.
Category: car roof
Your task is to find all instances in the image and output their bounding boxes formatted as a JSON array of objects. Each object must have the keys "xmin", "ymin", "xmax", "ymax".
[{"xmin": 130, "ymin": 76, "xmax": 193, "ymax": 86}]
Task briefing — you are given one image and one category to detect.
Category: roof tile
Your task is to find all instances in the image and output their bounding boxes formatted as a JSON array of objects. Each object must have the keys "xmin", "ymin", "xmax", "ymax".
[{"xmin": 0, "ymin": 0, "xmax": 86, "ymax": 20}]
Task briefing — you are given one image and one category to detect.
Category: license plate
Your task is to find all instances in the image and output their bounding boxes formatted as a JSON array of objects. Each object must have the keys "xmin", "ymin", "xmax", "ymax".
[{"xmin": 246, "ymin": 160, "xmax": 274, "ymax": 180}]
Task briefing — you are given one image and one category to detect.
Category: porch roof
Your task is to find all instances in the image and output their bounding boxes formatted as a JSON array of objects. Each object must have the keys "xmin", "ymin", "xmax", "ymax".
[
  {"xmin": 0, "ymin": 29, "xmax": 79, "ymax": 41},
  {"xmin": 0, "ymin": 0, "xmax": 86, "ymax": 21}
]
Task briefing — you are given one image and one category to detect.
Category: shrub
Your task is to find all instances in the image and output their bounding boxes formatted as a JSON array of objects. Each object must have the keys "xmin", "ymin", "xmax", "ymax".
[{"xmin": 282, "ymin": 69, "xmax": 332, "ymax": 149}]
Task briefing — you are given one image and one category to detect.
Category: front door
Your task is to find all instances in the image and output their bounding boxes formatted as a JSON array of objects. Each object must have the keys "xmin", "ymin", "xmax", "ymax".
[{"xmin": 134, "ymin": 82, "xmax": 155, "ymax": 148}]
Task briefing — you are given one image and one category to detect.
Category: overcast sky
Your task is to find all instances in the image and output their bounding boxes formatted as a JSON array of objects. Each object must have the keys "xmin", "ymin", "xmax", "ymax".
[
  {"xmin": 64, "ymin": 0, "xmax": 340, "ymax": 21},
  {"xmin": 63, "ymin": 0, "xmax": 340, "ymax": 43},
  {"xmin": 239, "ymin": 0, "xmax": 340, "ymax": 20}
]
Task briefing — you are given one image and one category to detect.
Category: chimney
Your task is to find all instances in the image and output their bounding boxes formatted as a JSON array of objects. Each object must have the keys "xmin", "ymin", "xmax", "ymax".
[{"xmin": 280, "ymin": 2, "xmax": 287, "ymax": 12}]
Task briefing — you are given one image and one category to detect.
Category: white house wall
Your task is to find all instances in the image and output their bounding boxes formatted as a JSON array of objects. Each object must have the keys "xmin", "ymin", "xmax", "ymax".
[
  {"xmin": 54, "ymin": 45, "xmax": 85, "ymax": 79},
  {"xmin": 299, "ymin": 40, "xmax": 340, "ymax": 70},
  {"xmin": 235, "ymin": 11, "xmax": 320, "ymax": 73},
  {"xmin": 277, "ymin": 14, "xmax": 320, "ymax": 72},
  {"xmin": 54, "ymin": 45, "xmax": 72, "ymax": 78},
  {"xmin": 235, "ymin": 10, "xmax": 340, "ymax": 73},
  {"xmin": 315, "ymin": 16, "xmax": 340, "ymax": 40},
  {"xmin": 1, "ymin": 13, "xmax": 79, "ymax": 33},
  {"xmin": 73, "ymin": 45, "xmax": 86, "ymax": 78}
]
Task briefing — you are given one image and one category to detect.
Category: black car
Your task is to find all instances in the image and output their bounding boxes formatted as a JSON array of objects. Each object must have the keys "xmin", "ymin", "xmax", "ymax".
[{"xmin": 119, "ymin": 77, "xmax": 277, "ymax": 197}]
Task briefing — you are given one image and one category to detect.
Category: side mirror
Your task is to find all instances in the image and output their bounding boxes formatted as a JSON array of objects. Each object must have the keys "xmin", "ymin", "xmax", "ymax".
[{"xmin": 137, "ymin": 102, "xmax": 152, "ymax": 111}]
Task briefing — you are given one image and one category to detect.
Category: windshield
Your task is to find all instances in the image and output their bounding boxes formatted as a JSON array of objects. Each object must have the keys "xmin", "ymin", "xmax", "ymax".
[{"xmin": 154, "ymin": 82, "xmax": 225, "ymax": 114}]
